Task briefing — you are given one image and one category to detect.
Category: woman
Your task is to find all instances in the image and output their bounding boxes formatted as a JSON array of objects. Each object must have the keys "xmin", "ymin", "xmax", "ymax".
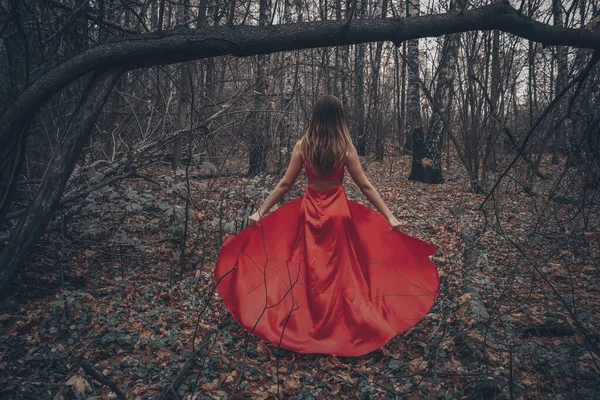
[{"xmin": 214, "ymin": 95, "xmax": 439, "ymax": 357}]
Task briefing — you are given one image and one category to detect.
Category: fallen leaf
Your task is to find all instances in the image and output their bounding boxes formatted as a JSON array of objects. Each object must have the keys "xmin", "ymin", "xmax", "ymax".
[{"xmin": 66, "ymin": 375, "xmax": 91, "ymax": 398}]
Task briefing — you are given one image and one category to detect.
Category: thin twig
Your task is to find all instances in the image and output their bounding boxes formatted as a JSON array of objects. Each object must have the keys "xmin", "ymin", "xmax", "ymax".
[{"xmin": 82, "ymin": 361, "xmax": 127, "ymax": 400}]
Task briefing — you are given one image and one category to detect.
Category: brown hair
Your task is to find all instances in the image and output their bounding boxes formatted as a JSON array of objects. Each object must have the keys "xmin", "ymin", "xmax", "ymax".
[{"xmin": 300, "ymin": 94, "xmax": 353, "ymax": 175}]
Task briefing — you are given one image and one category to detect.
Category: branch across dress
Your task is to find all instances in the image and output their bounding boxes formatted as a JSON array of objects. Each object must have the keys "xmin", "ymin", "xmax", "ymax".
[{"xmin": 214, "ymin": 162, "xmax": 440, "ymax": 356}]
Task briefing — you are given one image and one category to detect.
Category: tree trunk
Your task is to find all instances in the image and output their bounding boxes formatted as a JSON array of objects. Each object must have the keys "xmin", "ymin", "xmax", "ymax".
[
  {"xmin": 407, "ymin": 0, "xmax": 426, "ymax": 181},
  {"xmin": 552, "ymin": 0, "xmax": 568, "ymax": 164},
  {"xmin": 394, "ymin": 45, "xmax": 404, "ymax": 153},
  {"xmin": 424, "ymin": 0, "xmax": 461, "ymax": 184},
  {"xmin": 282, "ymin": 0, "xmax": 296, "ymax": 164},
  {"xmin": 248, "ymin": 0, "xmax": 271, "ymax": 176},
  {"xmin": 172, "ymin": 1, "xmax": 193, "ymax": 170},
  {"xmin": 0, "ymin": 69, "xmax": 121, "ymax": 293},
  {"xmin": 373, "ymin": 0, "xmax": 388, "ymax": 161},
  {"xmin": 400, "ymin": 40, "xmax": 408, "ymax": 151},
  {"xmin": 354, "ymin": 0, "xmax": 367, "ymax": 155}
]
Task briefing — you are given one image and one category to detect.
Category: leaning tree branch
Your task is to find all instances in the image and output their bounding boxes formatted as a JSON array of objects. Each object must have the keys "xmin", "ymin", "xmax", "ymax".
[
  {"xmin": 0, "ymin": 0, "xmax": 599, "ymax": 287},
  {"xmin": 2, "ymin": 2, "xmax": 600, "ymax": 150},
  {"xmin": 0, "ymin": 69, "xmax": 122, "ymax": 292},
  {"xmin": 1, "ymin": 1, "xmax": 599, "ymax": 222}
]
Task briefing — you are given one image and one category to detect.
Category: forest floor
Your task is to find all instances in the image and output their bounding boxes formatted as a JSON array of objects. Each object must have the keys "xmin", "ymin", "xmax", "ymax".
[{"xmin": 1, "ymin": 152, "xmax": 599, "ymax": 399}]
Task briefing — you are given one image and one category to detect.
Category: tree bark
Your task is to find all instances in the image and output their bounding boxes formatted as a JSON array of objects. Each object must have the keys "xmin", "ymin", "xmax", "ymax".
[
  {"xmin": 484, "ymin": 28, "xmax": 501, "ymax": 179},
  {"xmin": 424, "ymin": 0, "xmax": 461, "ymax": 184},
  {"xmin": 172, "ymin": 1, "xmax": 193, "ymax": 170},
  {"xmin": 552, "ymin": 0, "xmax": 569, "ymax": 164},
  {"xmin": 248, "ymin": 0, "xmax": 272, "ymax": 176},
  {"xmin": 407, "ymin": 0, "xmax": 426, "ymax": 181},
  {"xmin": 0, "ymin": 69, "xmax": 121, "ymax": 293},
  {"xmin": 354, "ymin": 0, "xmax": 367, "ymax": 155},
  {"xmin": 373, "ymin": 0, "xmax": 388, "ymax": 161},
  {"xmin": 400, "ymin": 40, "xmax": 408, "ymax": 150},
  {"xmin": 394, "ymin": 45, "xmax": 403, "ymax": 152}
]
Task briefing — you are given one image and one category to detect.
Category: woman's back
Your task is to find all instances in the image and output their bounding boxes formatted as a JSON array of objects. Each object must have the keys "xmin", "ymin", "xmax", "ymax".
[
  {"xmin": 301, "ymin": 136, "xmax": 346, "ymax": 192},
  {"xmin": 304, "ymin": 159, "xmax": 345, "ymax": 192}
]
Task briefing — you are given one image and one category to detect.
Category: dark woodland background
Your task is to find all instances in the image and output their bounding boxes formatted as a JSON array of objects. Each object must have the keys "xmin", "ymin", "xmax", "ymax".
[{"xmin": 1, "ymin": 0, "xmax": 600, "ymax": 398}]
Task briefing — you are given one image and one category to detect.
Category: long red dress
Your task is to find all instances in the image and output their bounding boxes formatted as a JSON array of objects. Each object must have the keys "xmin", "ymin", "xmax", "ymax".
[{"xmin": 214, "ymin": 161, "xmax": 440, "ymax": 356}]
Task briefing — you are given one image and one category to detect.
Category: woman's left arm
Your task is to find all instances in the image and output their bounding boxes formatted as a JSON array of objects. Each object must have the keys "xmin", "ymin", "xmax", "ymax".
[{"xmin": 248, "ymin": 140, "xmax": 303, "ymax": 226}]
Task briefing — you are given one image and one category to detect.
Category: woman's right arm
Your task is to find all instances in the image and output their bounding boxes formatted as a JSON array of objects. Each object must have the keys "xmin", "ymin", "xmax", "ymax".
[
  {"xmin": 247, "ymin": 139, "xmax": 303, "ymax": 226},
  {"xmin": 345, "ymin": 144, "xmax": 403, "ymax": 231}
]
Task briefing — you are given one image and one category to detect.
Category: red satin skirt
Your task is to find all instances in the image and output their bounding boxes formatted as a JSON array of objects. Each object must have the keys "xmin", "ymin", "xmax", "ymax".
[{"xmin": 214, "ymin": 184, "xmax": 439, "ymax": 356}]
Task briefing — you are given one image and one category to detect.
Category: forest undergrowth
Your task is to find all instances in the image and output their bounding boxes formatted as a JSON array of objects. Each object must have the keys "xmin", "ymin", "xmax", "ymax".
[{"xmin": 1, "ymin": 151, "xmax": 599, "ymax": 399}]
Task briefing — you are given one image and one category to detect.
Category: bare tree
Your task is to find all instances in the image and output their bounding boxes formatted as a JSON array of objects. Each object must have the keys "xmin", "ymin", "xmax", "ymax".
[
  {"xmin": 406, "ymin": 0, "xmax": 426, "ymax": 181},
  {"xmin": 248, "ymin": 0, "xmax": 272, "ymax": 176},
  {"xmin": 423, "ymin": 0, "xmax": 462, "ymax": 183}
]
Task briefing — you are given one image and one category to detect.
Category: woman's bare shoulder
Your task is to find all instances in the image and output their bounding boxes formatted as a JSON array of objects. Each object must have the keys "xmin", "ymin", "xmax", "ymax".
[
  {"xmin": 293, "ymin": 138, "xmax": 305, "ymax": 165},
  {"xmin": 346, "ymin": 142, "xmax": 358, "ymax": 158}
]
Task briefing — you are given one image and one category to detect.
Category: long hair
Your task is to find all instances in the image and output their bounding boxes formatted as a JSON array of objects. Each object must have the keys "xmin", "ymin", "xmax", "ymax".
[{"xmin": 301, "ymin": 94, "xmax": 353, "ymax": 175}]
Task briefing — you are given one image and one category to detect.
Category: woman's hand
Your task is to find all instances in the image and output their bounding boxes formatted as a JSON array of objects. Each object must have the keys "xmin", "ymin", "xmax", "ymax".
[
  {"xmin": 387, "ymin": 215, "xmax": 403, "ymax": 232},
  {"xmin": 248, "ymin": 211, "xmax": 262, "ymax": 227}
]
